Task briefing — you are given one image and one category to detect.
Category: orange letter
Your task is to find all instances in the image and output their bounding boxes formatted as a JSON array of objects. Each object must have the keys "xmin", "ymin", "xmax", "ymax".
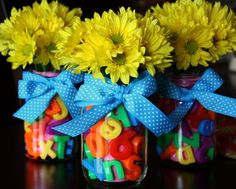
[
  {"xmin": 122, "ymin": 155, "xmax": 142, "ymax": 181},
  {"xmin": 86, "ymin": 132, "xmax": 108, "ymax": 158}
]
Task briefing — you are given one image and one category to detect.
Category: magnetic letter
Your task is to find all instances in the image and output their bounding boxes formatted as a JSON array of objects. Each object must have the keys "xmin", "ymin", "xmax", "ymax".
[
  {"xmin": 157, "ymin": 133, "xmax": 174, "ymax": 150},
  {"xmin": 131, "ymin": 135, "xmax": 144, "ymax": 154},
  {"xmin": 54, "ymin": 135, "xmax": 70, "ymax": 159},
  {"xmin": 24, "ymin": 121, "xmax": 31, "ymax": 133},
  {"xmin": 122, "ymin": 155, "xmax": 142, "ymax": 181},
  {"xmin": 82, "ymin": 158, "xmax": 105, "ymax": 181},
  {"xmin": 174, "ymin": 133, "xmax": 200, "ymax": 148},
  {"xmin": 109, "ymin": 129, "xmax": 136, "ymax": 160},
  {"xmin": 45, "ymin": 98, "xmax": 61, "ymax": 116},
  {"xmin": 90, "ymin": 119, "xmax": 104, "ymax": 133},
  {"xmin": 66, "ymin": 139, "xmax": 74, "ymax": 155},
  {"xmin": 84, "ymin": 142, "xmax": 94, "ymax": 161},
  {"xmin": 176, "ymin": 145, "xmax": 196, "ymax": 165},
  {"xmin": 109, "ymin": 104, "xmax": 131, "ymax": 128},
  {"xmin": 103, "ymin": 160, "xmax": 124, "ymax": 182},
  {"xmin": 52, "ymin": 96, "xmax": 69, "ymax": 120},
  {"xmin": 39, "ymin": 140, "xmax": 57, "ymax": 159},
  {"xmin": 198, "ymin": 120, "xmax": 215, "ymax": 136},
  {"xmin": 127, "ymin": 111, "xmax": 140, "ymax": 126},
  {"xmin": 86, "ymin": 132, "xmax": 108, "ymax": 158},
  {"xmin": 100, "ymin": 118, "xmax": 122, "ymax": 140},
  {"xmin": 194, "ymin": 136, "xmax": 214, "ymax": 163}
]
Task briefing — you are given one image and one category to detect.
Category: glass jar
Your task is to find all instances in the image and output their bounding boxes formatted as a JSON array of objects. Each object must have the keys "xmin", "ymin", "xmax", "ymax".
[
  {"xmin": 216, "ymin": 114, "xmax": 236, "ymax": 159},
  {"xmin": 23, "ymin": 71, "xmax": 79, "ymax": 161},
  {"xmin": 81, "ymin": 104, "xmax": 148, "ymax": 188},
  {"xmin": 156, "ymin": 74, "xmax": 216, "ymax": 167}
]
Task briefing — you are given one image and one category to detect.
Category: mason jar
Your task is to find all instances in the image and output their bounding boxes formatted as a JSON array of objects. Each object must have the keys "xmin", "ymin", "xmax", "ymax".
[
  {"xmin": 23, "ymin": 70, "xmax": 79, "ymax": 161},
  {"xmin": 156, "ymin": 73, "xmax": 216, "ymax": 167},
  {"xmin": 81, "ymin": 104, "xmax": 148, "ymax": 188}
]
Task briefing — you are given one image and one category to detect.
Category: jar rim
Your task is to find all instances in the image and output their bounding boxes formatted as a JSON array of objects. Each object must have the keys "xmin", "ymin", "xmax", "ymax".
[{"xmin": 32, "ymin": 70, "xmax": 60, "ymax": 77}]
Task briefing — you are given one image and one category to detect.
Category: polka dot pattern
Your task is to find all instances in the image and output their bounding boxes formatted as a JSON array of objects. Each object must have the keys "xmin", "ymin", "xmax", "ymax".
[
  {"xmin": 13, "ymin": 71, "xmax": 84, "ymax": 123},
  {"xmin": 54, "ymin": 101, "xmax": 121, "ymax": 137},
  {"xmin": 198, "ymin": 92, "xmax": 236, "ymax": 118},
  {"xmin": 168, "ymin": 102, "xmax": 193, "ymax": 126},
  {"xmin": 54, "ymin": 71, "xmax": 176, "ymax": 137},
  {"xmin": 125, "ymin": 94, "xmax": 174, "ymax": 136},
  {"xmin": 156, "ymin": 68, "xmax": 236, "ymax": 126}
]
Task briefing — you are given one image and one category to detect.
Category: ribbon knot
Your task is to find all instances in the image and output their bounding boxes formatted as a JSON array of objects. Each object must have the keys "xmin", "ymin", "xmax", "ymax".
[
  {"xmin": 48, "ymin": 78, "xmax": 58, "ymax": 89},
  {"xmin": 180, "ymin": 88, "xmax": 195, "ymax": 102},
  {"xmin": 157, "ymin": 68, "xmax": 236, "ymax": 126},
  {"xmin": 53, "ymin": 71, "xmax": 175, "ymax": 137},
  {"xmin": 13, "ymin": 71, "xmax": 84, "ymax": 123},
  {"xmin": 114, "ymin": 85, "xmax": 126, "ymax": 102}
]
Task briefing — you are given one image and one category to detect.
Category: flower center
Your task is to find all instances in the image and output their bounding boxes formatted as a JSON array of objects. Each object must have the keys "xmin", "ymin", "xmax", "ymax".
[
  {"xmin": 47, "ymin": 44, "xmax": 57, "ymax": 53},
  {"xmin": 185, "ymin": 40, "xmax": 198, "ymax": 55},
  {"xmin": 22, "ymin": 44, "xmax": 33, "ymax": 56},
  {"xmin": 111, "ymin": 34, "xmax": 124, "ymax": 45},
  {"xmin": 112, "ymin": 53, "xmax": 126, "ymax": 65}
]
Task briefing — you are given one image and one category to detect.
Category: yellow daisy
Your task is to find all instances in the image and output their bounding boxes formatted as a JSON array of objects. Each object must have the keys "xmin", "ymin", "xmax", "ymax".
[
  {"xmin": 0, "ymin": 19, "xmax": 14, "ymax": 56},
  {"xmin": 91, "ymin": 7, "xmax": 141, "ymax": 57},
  {"xmin": 12, "ymin": 7, "xmax": 43, "ymax": 38},
  {"xmin": 175, "ymin": 26, "xmax": 214, "ymax": 70},
  {"xmin": 68, "ymin": 8, "xmax": 144, "ymax": 84},
  {"xmin": 72, "ymin": 32, "xmax": 112, "ymax": 80},
  {"xmin": 207, "ymin": 2, "xmax": 236, "ymax": 62},
  {"xmin": 151, "ymin": 0, "xmax": 236, "ymax": 71},
  {"xmin": 138, "ymin": 15, "xmax": 173, "ymax": 76},
  {"xmin": 49, "ymin": 1, "xmax": 82, "ymax": 26},
  {"xmin": 105, "ymin": 47, "xmax": 142, "ymax": 84},
  {"xmin": 152, "ymin": 0, "xmax": 208, "ymax": 35},
  {"xmin": 228, "ymin": 18, "xmax": 236, "ymax": 51},
  {"xmin": 33, "ymin": 31, "xmax": 65, "ymax": 70},
  {"xmin": 7, "ymin": 32, "xmax": 36, "ymax": 69},
  {"xmin": 58, "ymin": 18, "xmax": 86, "ymax": 67}
]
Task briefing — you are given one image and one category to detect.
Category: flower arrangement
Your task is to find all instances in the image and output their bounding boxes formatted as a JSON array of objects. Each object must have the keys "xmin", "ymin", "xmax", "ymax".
[
  {"xmin": 150, "ymin": 0, "xmax": 236, "ymax": 71},
  {"xmin": 61, "ymin": 7, "xmax": 173, "ymax": 84},
  {"xmin": 0, "ymin": 0, "xmax": 83, "ymax": 71},
  {"xmin": 151, "ymin": 0, "xmax": 236, "ymax": 166},
  {"xmin": 50, "ymin": 7, "xmax": 177, "ymax": 185},
  {"xmin": 0, "ymin": 0, "xmax": 85, "ymax": 161}
]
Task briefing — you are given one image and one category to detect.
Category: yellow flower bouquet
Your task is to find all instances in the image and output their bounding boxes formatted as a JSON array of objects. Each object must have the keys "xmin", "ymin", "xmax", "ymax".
[
  {"xmin": 52, "ymin": 7, "xmax": 176, "ymax": 187},
  {"xmin": 0, "ymin": 0, "xmax": 82, "ymax": 71},
  {"xmin": 0, "ymin": 0, "xmax": 85, "ymax": 161},
  {"xmin": 61, "ymin": 7, "xmax": 173, "ymax": 84},
  {"xmin": 151, "ymin": 0, "xmax": 236, "ymax": 71},
  {"xmin": 149, "ymin": 0, "xmax": 236, "ymax": 166}
]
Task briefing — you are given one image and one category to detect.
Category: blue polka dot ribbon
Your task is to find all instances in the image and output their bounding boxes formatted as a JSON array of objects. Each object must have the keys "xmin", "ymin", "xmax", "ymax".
[
  {"xmin": 157, "ymin": 68, "xmax": 236, "ymax": 126},
  {"xmin": 13, "ymin": 71, "xmax": 84, "ymax": 123},
  {"xmin": 53, "ymin": 71, "xmax": 175, "ymax": 137}
]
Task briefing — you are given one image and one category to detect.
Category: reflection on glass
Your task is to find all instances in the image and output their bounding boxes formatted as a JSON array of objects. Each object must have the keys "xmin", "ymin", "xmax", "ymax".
[
  {"xmin": 84, "ymin": 183, "xmax": 143, "ymax": 189},
  {"xmin": 25, "ymin": 160, "xmax": 77, "ymax": 189},
  {"xmin": 156, "ymin": 165, "xmax": 215, "ymax": 189}
]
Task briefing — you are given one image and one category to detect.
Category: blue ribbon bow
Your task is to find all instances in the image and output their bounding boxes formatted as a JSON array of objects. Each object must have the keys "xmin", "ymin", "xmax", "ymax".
[
  {"xmin": 157, "ymin": 68, "xmax": 236, "ymax": 126},
  {"xmin": 13, "ymin": 71, "xmax": 84, "ymax": 123},
  {"xmin": 53, "ymin": 71, "xmax": 175, "ymax": 137}
]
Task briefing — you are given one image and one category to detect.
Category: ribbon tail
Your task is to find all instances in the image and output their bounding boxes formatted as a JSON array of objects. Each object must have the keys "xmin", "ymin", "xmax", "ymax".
[
  {"xmin": 124, "ymin": 95, "xmax": 175, "ymax": 137},
  {"xmin": 197, "ymin": 92, "xmax": 236, "ymax": 118},
  {"xmin": 53, "ymin": 101, "xmax": 121, "ymax": 137},
  {"xmin": 167, "ymin": 101, "xmax": 194, "ymax": 126},
  {"xmin": 13, "ymin": 91, "xmax": 55, "ymax": 123}
]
